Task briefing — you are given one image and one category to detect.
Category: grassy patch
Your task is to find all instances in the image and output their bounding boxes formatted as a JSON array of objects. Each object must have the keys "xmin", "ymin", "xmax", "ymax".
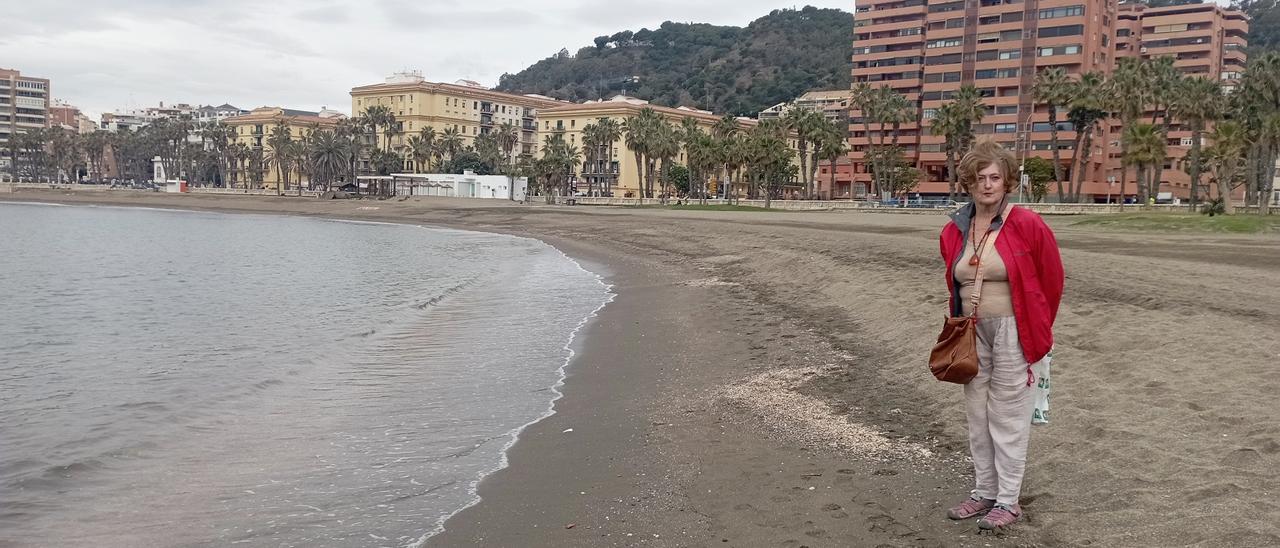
[
  {"xmin": 624, "ymin": 204, "xmax": 783, "ymax": 212},
  {"xmin": 1072, "ymin": 213, "xmax": 1280, "ymax": 233}
]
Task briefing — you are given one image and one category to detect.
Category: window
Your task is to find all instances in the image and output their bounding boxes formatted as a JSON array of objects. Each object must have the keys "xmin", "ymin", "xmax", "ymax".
[
  {"xmin": 995, "ymin": 123, "xmax": 1017, "ymax": 133},
  {"xmin": 1038, "ymin": 44, "xmax": 1081, "ymax": 57},
  {"xmin": 929, "ymin": 1, "xmax": 964, "ymax": 12},
  {"xmin": 977, "ymin": 32, "xmax": 1000, "ymax": 44},
  {"xmin": 923, "ymin": 108, "xmax": 938, "ymax": 120},
  {"xmin": 1221, "ymin": 71, "xmax": 1241, "ymax": 80},
  {"xmin": 1153, "ymin": 23, "xmax": 1188, "ymax": 34},
  {"xmin": 976, "ymin": 68, "xmax": 1019, "ymax": 79},
  {"xmin": 927, "ymin": 38, "xmax": 963, "ymax": 48},
  {"xmin": 999, "ymin": 49, "xmax": 1021, "ymax": 60},
  {"xmin": 926, "ymin": 53, "xmax": 963, "ymax": 65},
  {"xmin": 995, "ymin": 105, "xmax": 1018, "ymax": 115},
  {"xmin": 946, "ymin": 17, "xmax": 965, "ymax": 28},
  {"xmin": 1032, "ymin": 121, "xmax": 1074, "ymax": 132},
  {"xmin": 1117, "ymin": 28, "xmax": 1131, "ymax": 37},
  {"xmin": 1039, "ymin": 5, "xmax": 1083, "ymax": 19},
  {"xmin": 1038, "ymin": 25, "xmax": 1084, "ymax": 38}
]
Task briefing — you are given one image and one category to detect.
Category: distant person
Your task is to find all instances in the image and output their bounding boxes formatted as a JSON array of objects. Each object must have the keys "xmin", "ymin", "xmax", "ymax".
[{"xmin": 939, "ymin": 140, "xmax": 1064, "ymax": 530}]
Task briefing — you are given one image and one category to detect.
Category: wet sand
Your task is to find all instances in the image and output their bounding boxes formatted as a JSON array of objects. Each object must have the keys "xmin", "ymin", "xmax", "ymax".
[{"xmin": 8, "ymin": 189, "xmax": 1280, "ymax": 547}]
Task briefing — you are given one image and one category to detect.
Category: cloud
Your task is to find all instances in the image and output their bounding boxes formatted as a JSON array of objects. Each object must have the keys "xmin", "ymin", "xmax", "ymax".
[{"xmin": 1, "ymin": 0, "xmax": 851, "ymax": 119}]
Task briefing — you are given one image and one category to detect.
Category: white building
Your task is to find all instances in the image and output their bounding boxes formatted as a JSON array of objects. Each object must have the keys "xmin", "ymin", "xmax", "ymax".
[{"xmin": 389, "ymin": 171, "xmax": 528, "ymax": 200}]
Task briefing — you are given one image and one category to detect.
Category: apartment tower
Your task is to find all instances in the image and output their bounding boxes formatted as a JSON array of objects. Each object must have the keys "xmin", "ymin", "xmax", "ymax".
[
  {"xmin": 1109, "ymin": 2, "xmax": 1248, "ymax": 199},
  {"xmin": 0, "ymin": 68, "xmax": 51, "ymax": 171},
  {"xmin": 852, "ymin": 0, "xmax": 1115, "ymax": 199}
]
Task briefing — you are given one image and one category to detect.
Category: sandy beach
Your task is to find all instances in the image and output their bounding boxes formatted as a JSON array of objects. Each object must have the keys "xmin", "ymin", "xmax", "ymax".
[{"xmin": 7, "ymin": 189, "xmax": 1280, "ymax": 547}]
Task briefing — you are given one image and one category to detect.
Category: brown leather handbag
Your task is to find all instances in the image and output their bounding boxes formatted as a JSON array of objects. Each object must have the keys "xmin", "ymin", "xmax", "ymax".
[{"xmin": 930, "ymin": 204, "xmax": 1012, "ymax": 384}]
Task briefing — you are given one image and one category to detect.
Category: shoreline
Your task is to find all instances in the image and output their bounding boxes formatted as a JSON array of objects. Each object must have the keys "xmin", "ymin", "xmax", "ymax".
[{"xmin": 6, "ymin": 190, "xmax": 1280, "ymax": 547}]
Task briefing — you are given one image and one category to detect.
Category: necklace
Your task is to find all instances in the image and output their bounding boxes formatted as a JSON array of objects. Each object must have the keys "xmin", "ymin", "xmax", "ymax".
[{"xmin": 969, "ymin": 222, "xmax": 994, "ymax": 266}]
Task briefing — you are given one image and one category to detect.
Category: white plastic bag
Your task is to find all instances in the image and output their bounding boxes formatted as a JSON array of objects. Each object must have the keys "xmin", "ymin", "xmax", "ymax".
[{"xmin": 1031, "ymin": 349, "xmax": 1051, "ymax": 425}]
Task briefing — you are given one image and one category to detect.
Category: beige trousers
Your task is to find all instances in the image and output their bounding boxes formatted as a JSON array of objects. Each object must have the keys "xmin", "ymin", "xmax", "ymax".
[{"xmin": 964, "ymin": 316, "xmax": 1034, "ymax": 505}]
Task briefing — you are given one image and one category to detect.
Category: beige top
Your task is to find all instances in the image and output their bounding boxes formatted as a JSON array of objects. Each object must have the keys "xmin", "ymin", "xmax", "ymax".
[{"xmin": 955, "ymin": 240, "xmax": 1015, "ymax": 318}]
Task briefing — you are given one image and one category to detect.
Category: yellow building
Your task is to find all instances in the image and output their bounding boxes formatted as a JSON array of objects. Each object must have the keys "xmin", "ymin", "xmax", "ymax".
[
  {"xmin": 349, "ymin": 71, "xmax": 565, "ymax": 164},
  {"xmin": 224, "ymin": 106, "xmax": 341, "ymax": 191},
  {"xmin": 536, "ymin": 96, "xmax": 800, "ymax": 198}
]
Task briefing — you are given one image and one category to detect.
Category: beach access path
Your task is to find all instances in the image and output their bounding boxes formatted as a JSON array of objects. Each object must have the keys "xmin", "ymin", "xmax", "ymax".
[{"xmin": 9, "ymin": 190, "xmax": 1279, "ymax": 547}]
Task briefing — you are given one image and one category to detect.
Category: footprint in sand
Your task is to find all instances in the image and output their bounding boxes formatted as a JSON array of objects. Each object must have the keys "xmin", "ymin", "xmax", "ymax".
[{"xmin": 1221, "ymin": 448, "xmax": 1262, "ymax": 467}]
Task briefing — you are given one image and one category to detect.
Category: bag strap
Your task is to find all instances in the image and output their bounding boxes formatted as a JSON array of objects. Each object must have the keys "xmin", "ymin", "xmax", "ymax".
[{"xmin": 969, "ymin": 202, "xmax": 1014, "ymax": 319}]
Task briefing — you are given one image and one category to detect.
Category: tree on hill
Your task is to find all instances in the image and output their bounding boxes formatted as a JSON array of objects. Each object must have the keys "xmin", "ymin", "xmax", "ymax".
[{"xmin": 495, "ymin": 6, "xmax": 852, "ymax": 116}]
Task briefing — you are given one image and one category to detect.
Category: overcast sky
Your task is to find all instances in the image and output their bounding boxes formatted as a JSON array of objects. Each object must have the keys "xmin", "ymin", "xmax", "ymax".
[{"xmin": 2, "ymin": 1, "xmax": 851, "ymax": 120}]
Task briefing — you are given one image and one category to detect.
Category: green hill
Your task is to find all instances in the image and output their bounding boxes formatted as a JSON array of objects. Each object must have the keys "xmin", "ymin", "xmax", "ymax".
[{"xmin": 494, "ymin": 6, "xmax": 853, "ymax": 116}]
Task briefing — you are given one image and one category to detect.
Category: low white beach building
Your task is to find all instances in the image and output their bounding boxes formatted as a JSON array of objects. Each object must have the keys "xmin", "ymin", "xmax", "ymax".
[{"xmin": 389, "ymin": 171, "xmax": 527, "ymax": 201}]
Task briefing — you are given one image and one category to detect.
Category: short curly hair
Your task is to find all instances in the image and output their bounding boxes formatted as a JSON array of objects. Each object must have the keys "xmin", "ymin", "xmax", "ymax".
[{"xmin": 958, "ymin": 139, "xmax": 1019, "ymax": 194}]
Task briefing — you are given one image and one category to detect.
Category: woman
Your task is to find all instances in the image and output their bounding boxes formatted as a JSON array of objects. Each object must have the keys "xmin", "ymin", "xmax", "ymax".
[{"xmin": 939, "ymin": 140, "xmax": 1063, "ymax": 530}]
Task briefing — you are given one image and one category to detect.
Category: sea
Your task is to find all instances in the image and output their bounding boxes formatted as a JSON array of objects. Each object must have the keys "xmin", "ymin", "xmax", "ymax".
[{"xmin": 0, "ymin": 202, "xmax": 613, "ymax": 547}]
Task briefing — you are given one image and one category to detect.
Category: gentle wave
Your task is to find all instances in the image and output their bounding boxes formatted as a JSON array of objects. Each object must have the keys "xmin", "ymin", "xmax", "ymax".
[{"xmin": 0, "ymin": 203, "xmax": 613, "ymax": 547}]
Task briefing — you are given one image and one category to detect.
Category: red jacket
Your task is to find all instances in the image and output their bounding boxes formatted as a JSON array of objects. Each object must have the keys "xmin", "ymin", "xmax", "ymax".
[{"xmin": 940, "ymin": 204, "xmax": 1064, "ymax": 365}]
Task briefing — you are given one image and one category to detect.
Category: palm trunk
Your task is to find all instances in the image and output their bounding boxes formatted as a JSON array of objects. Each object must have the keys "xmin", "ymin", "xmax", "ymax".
[
  {"xmin": 1071, "ymin": 129, "xmax": 1093, "ymax": 203},
  {"xmin": 1118, "ymin": 159, "xmax": 1129, "ymax": 210},
  {"xmin": 1219, "ymin": 165, "xmax": 1236, "ymax": 215},
  {"xmin": 1050, "ymin": 107, "xmax": 1064, "ymax": 203},
  {"xmin": 1188, "ymin": 128, "xmax": 1203, "ymax": 212},
  {"xmin": 797, "ymin": 140, "xmax": 808, "ymax": 199},
  {"xmin": 1261, "ymin": 145, "xmax": 1278, "ymax": 216},
  {"xmin": 945, "ymin": 140, "xmax": 958, "ymax": 202},
  {"xmin": 1136, "ymin": 156, "xmax": 1149, "ymax": 205},
  {"xmin": 1150, "ymin": 117, "xmax": 1172, "ymax": 204},
  {"xmin": 829, "ymin": 157, "xmax": 838, "ymax": 199}
]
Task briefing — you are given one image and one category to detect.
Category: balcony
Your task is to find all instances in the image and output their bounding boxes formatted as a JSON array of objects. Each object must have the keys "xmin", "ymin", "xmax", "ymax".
[
  {"xmin": 481, "ymin": 114, "xmax": 494, "ymax": 126},
  {"xmin": 522, "ymin": 122, "xmax": 537, "ymax": 131}
]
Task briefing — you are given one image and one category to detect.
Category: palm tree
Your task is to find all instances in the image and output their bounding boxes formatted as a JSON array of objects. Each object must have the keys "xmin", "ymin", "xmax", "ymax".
[
  {"xmin": 1067, "ymin": 72, "xmax": 1107, "ymax": 202},
  {"xmin": 1033, "ymin": 67, "xmax": 1072, "ymax": 202},
  {"xmin": 307, "ymin": 129, "xmax": 347, "ymax": 191},
  {"xmin": 868, "ymin": 86, "xmax": 912, "ymax": 197},
  {"xmin": 1171, "ymin": 77, "xmax": 1223, "ymax": 211},
  {"xmin": 594, "ymin": 117, "xmax": 623, "ymax": 197},
  {"xmin": 540, "ymin": 133, "xmax": 581, "ymax": 203},
  {"xmin": 1122, "ymin": 123, "xmax": 1166, "ymax": 210},
  {"xmin": 930, "ymin": 102, "xmax": 963, "ymax": 201},
  {"xmin": 406, "ymin": 135, "xmax": 433, "ymax": 173},
  {"xmin": 1204, "ymin": 121, "xmax": 1249, "ymax": 214},
  {"xmin": 1109, "ymin": 58, "xmax": 1150, "ymax": 208},
  {"xmin": 266, "ymin": 121, "xmax": 293, "ymax": 195},
  {"xmin": 711, "ymin": 114, "xmax": 741, "ymax": 199},
  {"xmin": 649, "ymin": 120, "xmax": 681, "ymax": 201},
  {"xmin": 623, "ymin": 115, "xmax": 651, "ymax": 198},
  {"xmin": 1145, "ymin": 56, "xmax": 1182, "ymax": 200},
  {"xmin": 685, "ymin": 127, "xmax": 718, "ymax": 204},
  {"xmin": 361, "ymin": 105, "xmax": 393, "ymax": 150},
  {"xmin": 439, "ymin": 128, "xmax": 464, "ymax": 164},
  {"xmin": 580, "ymin": 123, "xmax": 600, "ymax": 196},
  {"xmin": 816, "ymin": 119, "xmax": 850, "ymax": 199},
  {"xmin": 784, "ymin": 107, "xmax": 824, "ymax": 199},
  {"xmin": 951, "ymin": 84, "xmax": 985, "ymax": 151},
  {"xmin": 289, "ymin": 137, "xmax": 310, "ymax": 196},
  {"xmin": 745, "ymin": 120, "xmax": 795, "ymax": 208}
]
